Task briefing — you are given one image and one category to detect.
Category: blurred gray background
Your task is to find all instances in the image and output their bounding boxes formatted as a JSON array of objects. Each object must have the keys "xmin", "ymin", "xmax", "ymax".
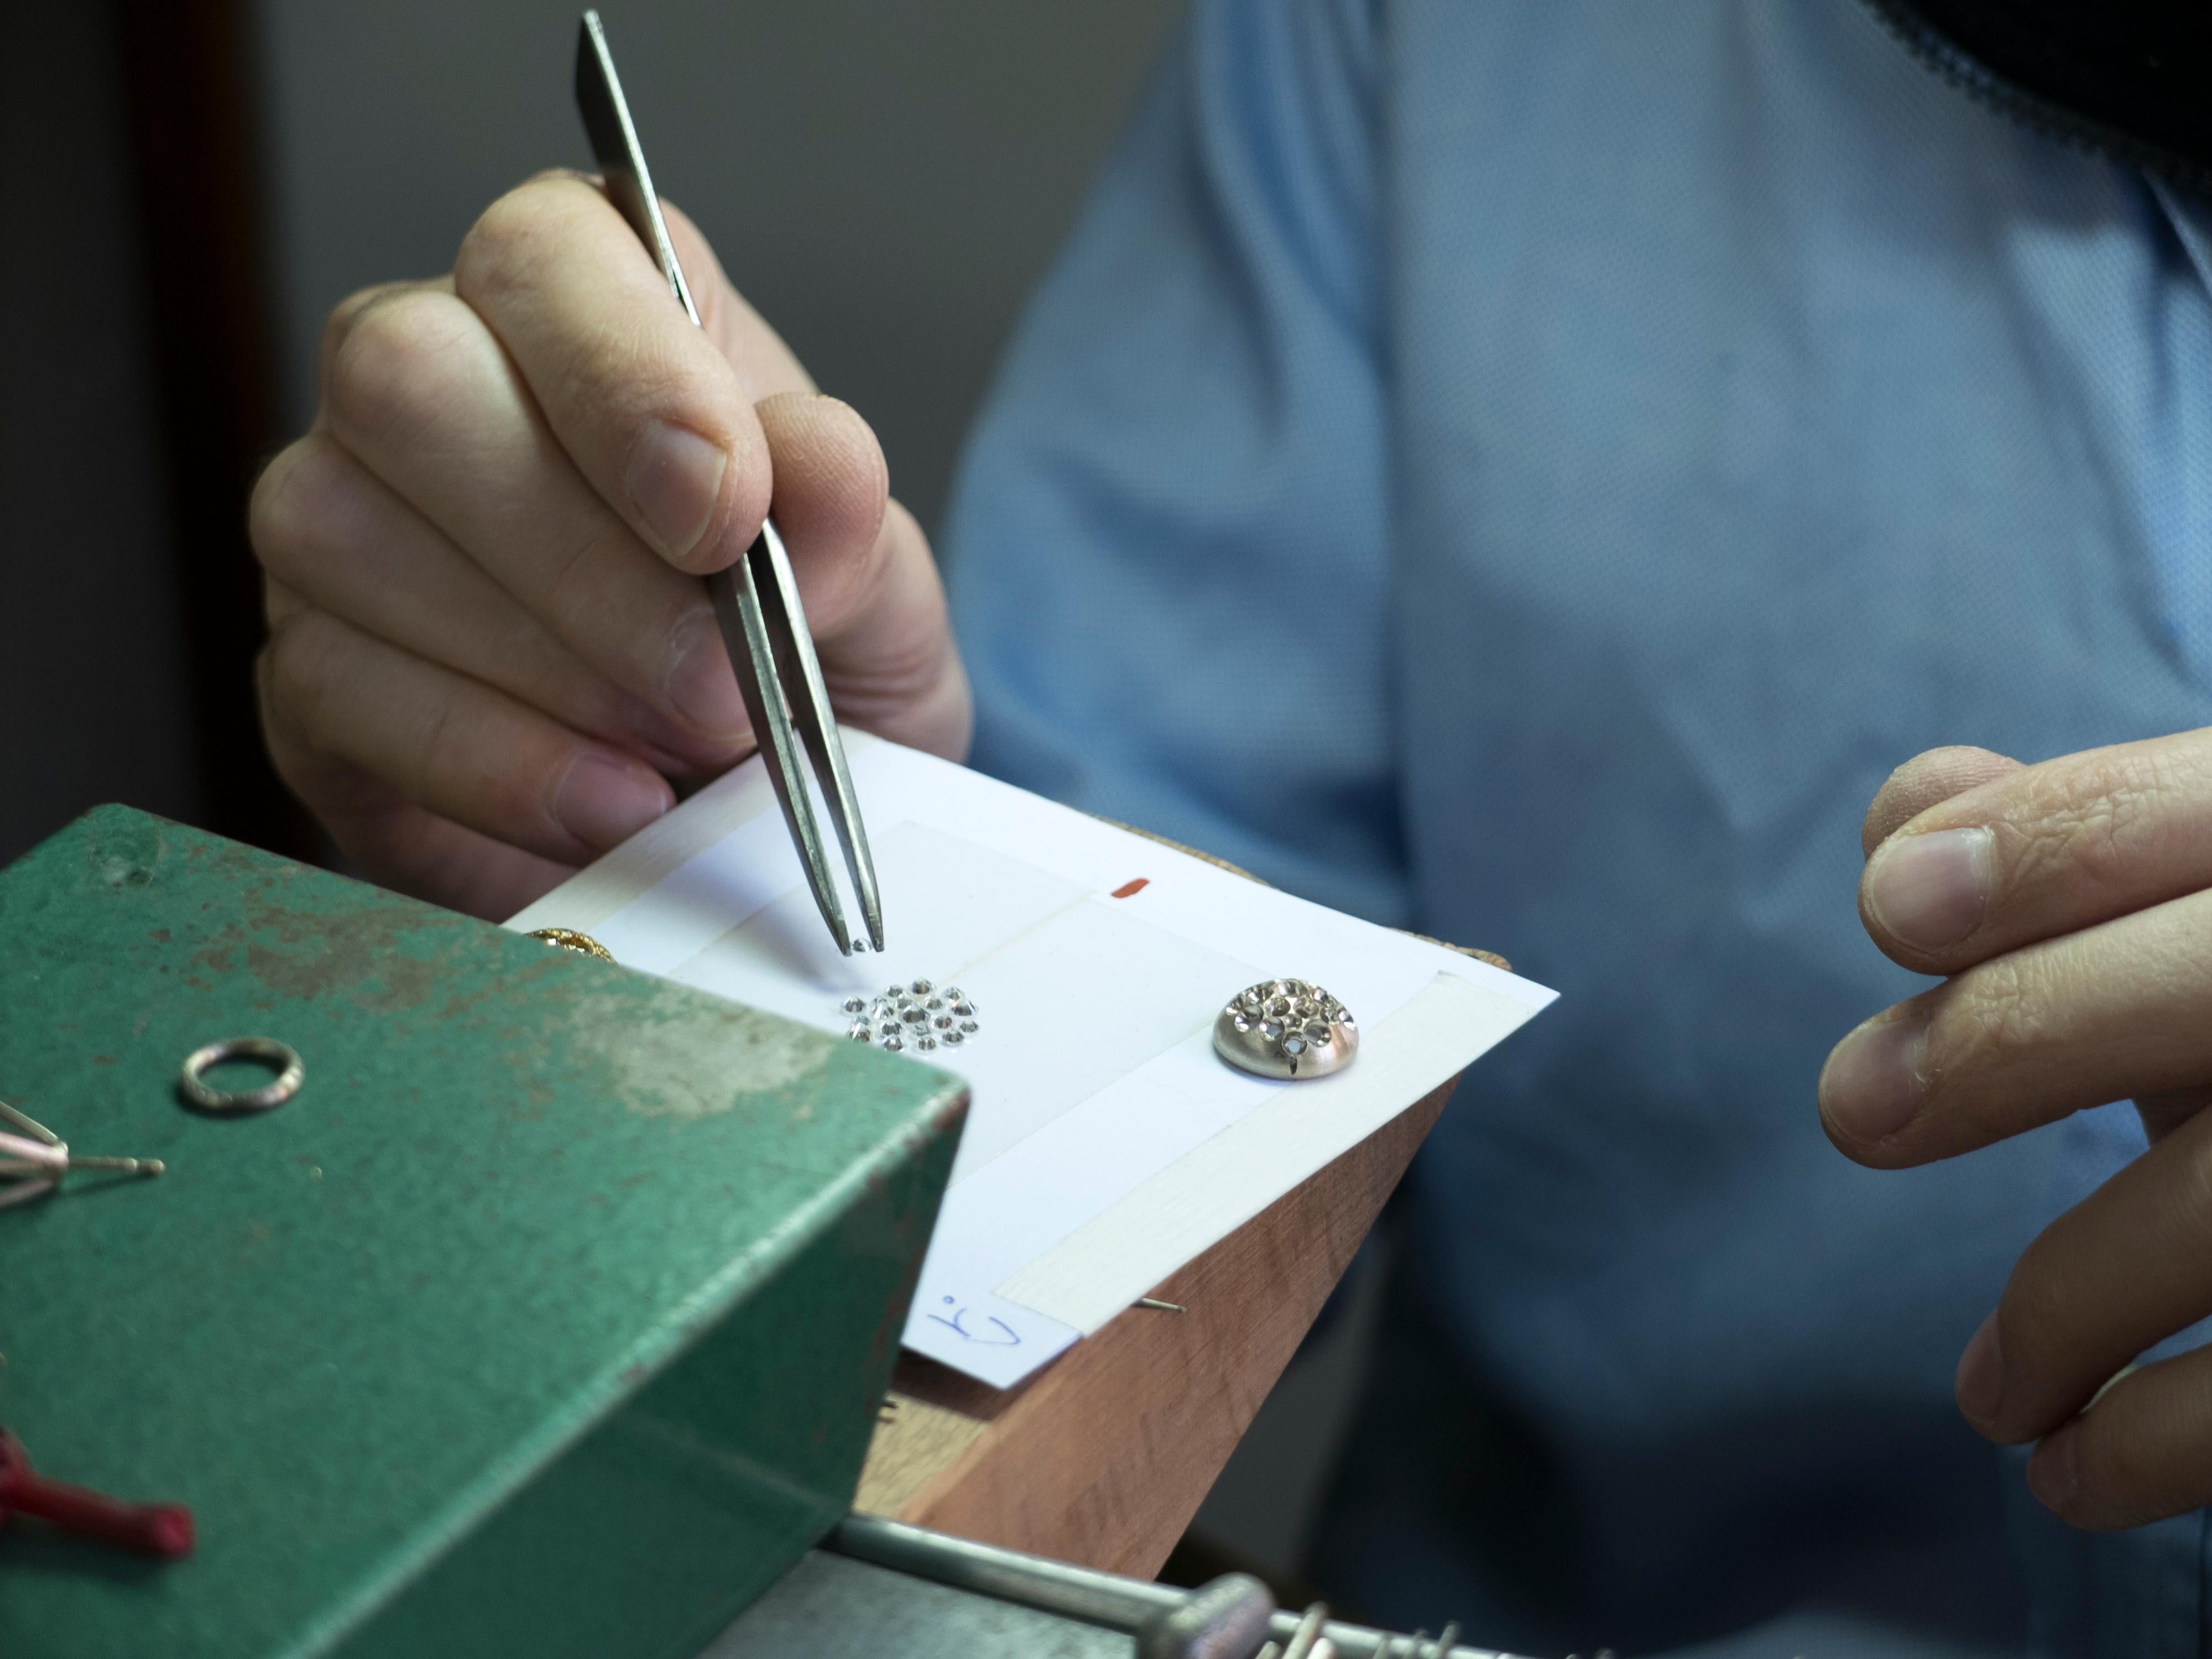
[
  {"xmin": 3, "ymin": 0, "xmax": 1375, "ymax": 1596},
  {"xmin": 4, "ymin": 4, "xmax": 206, "ymax": 869}
]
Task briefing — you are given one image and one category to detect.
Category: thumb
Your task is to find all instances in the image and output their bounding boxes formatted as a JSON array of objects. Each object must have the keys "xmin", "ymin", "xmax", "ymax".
[{"xmin": 1861, "ymin": 746, "xmax": 2025, "ymax": 858}]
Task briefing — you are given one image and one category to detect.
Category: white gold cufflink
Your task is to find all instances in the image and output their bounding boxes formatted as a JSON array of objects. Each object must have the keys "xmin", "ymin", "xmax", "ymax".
[{"xmin": 1214, "ymin": 979, "xmax": 1358, "ymax": 1080}]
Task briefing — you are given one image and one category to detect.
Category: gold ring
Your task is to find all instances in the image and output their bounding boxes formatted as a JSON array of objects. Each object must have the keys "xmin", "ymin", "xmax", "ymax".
[{"xmin": 178, "ymin": 1037, "xmax": 305, "ymax": 1114}]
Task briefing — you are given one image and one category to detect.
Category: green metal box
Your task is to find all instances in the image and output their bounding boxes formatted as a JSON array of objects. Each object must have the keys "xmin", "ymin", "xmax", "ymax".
[{"xmin": 0, "ymin": 808, "xmax": 966, "ymax": 1657}]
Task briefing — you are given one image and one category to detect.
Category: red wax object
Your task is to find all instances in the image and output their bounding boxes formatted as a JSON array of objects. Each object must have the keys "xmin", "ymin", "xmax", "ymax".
[
  {"xmin": 0, "ymin": 1430, "xmax": 195, "ymax": 1558},
  {"xmin": 1110, "ymin": 877, "xmax": 1150, "ymax": 899}
]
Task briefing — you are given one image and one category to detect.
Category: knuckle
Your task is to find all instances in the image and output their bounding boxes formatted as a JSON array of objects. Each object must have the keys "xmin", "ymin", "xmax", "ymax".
[
  {"xmin": 454, "ymin": 177, "xmax": 578, "ymax": 306},
  {"xmin": 260, "ymin": 613, "xmax": 378, "ymax": 769},
  {"xmin": 323, "ymin": 289, "xmax": 473, "ymax": 451},
  {"xmin": 247, "ymin": 445, "xmax": 307, "ymax": 571},
  {"xmin": 259, "ymin": 609, "xmax": 326, "ymax": 699},
  {"xmin": 248, "ymin": 440, "xmax": 343, "ymax": 582},
  {"xmin": 318, "ymin": 281, "xmax": 405, "ymax": 389},
  {"xmin": 261, "ymin": 575, "xmax": 306, "ymax": 630},
  {"xmin": 1932, "ymin": 953, "xmax": 2052, "ymax": 1078},
  {"xmin": 2007, "ymin": 752, "xmax": 2170, "ymax": 900},
  {"xmin": 257, "ymin": 613, "xmax": 331, "ymax": 743}
]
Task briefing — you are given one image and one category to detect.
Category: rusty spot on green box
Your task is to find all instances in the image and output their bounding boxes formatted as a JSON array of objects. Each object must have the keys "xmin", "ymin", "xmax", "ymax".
[{"xmin": 0, "ymin": 807, "xmax": 966, "ymax": 1657}]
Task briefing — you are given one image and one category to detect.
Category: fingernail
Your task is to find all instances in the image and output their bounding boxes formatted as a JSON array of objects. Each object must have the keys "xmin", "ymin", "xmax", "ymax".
[
  {"xmin": 1865, "ymin": 826, "xmax": 1993, "ymax": 953},
  {"xmin": 555, "ymin": 751, "xmax": 671, "ymax": 851},
  {"xmin": 1956, "ymin": 1311, "xmax": 2004, "ymax": 1426},
  {"xmin": 664, "ymin": 607, "xmax": 749, "ymax": 736},
  {"xmin": 2028, "ymin": 1424, "xmax": 2079, "ymax": 1514},
  {"xmin": 625, "ymin": 419, "xmax": 728, "ymax": 562},
  {"xmin": 1819, "ymin": 1009, "xmax": 1930, "ymax": 1142}
]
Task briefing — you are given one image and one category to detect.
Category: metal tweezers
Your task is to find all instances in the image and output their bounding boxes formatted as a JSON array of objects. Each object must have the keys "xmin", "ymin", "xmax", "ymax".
[{"xmin": 573, "ymin": 10, "xmax": 883, "ymax": 956}]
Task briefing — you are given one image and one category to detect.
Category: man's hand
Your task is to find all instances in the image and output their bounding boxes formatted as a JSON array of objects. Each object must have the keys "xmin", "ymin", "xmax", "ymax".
[
  {"xmin": 1821, "ymin": 731, "xmax": 2212, "ymax": 1529},
  {"xmin": 251, "ymin": 171, "xmax": 971, "ymax": 920}
]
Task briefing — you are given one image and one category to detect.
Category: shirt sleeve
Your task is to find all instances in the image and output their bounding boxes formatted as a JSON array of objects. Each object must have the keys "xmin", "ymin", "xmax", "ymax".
[{"xmin": 940, "ymin": 0, "xmax": 1407, "ymax": 925}]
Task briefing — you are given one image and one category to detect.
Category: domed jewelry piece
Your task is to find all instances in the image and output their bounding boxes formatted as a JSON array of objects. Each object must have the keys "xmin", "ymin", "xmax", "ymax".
[{"xmin": 1213, "ymin": 979, "xmax": 1357, "ymax": 1080}]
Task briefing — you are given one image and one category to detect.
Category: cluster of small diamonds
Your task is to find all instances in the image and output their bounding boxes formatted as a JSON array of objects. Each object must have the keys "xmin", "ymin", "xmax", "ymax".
[
  {"xmin": 1224, "ymin": 978, "xmax": 1350, "ymax": 1061},
  {"xmin": 840, "ymin": 979, "xmax": 980, "ymax": 1053}
]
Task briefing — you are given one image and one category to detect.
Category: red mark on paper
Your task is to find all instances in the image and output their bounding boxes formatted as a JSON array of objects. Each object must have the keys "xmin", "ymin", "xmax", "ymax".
[{"xmin": 1110, "ymin": 878, "xmax": 1150, "ymax": 899}]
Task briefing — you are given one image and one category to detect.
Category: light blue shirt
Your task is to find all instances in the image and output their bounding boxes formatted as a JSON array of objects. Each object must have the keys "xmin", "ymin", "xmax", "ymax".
[{"xmin": 943, "ymin": 4, "xmax": 2212, "ymax": 1654}]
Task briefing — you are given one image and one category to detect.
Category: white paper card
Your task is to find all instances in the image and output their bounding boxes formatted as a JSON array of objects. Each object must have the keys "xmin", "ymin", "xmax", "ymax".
[{"xmin": 509, "ymin": 734, "xmax": 1554, "ymax": 1387}]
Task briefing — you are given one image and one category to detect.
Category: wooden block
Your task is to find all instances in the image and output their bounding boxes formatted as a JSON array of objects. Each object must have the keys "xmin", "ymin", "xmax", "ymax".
[{"xmin": 855, "ymin": 1079, "xmax": 1454, "ymax": 1578}]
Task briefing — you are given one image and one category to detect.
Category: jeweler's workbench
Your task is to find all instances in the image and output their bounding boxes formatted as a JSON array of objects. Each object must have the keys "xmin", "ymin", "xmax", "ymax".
[
  {"xmin": 0, "ymin": 807, "xmax": 1489, "ymax": 1656},
  {"xmin": 0, "ymin": 808, "xmax": 959, "ymax": 1657}
]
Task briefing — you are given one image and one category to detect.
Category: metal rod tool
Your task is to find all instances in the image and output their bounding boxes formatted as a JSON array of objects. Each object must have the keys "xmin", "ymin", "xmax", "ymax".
[{"xmin": 826, "ymin": 1514, "xmax": 1515, "ymax": 1658}]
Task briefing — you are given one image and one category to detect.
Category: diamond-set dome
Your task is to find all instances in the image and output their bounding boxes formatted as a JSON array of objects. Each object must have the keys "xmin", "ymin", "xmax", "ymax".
[{"xmin": 1212, "ymin": 978, "xmax": 1357, "ymax": 1079}]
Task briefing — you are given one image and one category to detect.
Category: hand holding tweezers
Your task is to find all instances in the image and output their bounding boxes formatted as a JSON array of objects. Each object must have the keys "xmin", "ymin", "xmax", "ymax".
[{"xmin": 573, "ymin": 9, "xmax": 883, "ymax": 956}]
